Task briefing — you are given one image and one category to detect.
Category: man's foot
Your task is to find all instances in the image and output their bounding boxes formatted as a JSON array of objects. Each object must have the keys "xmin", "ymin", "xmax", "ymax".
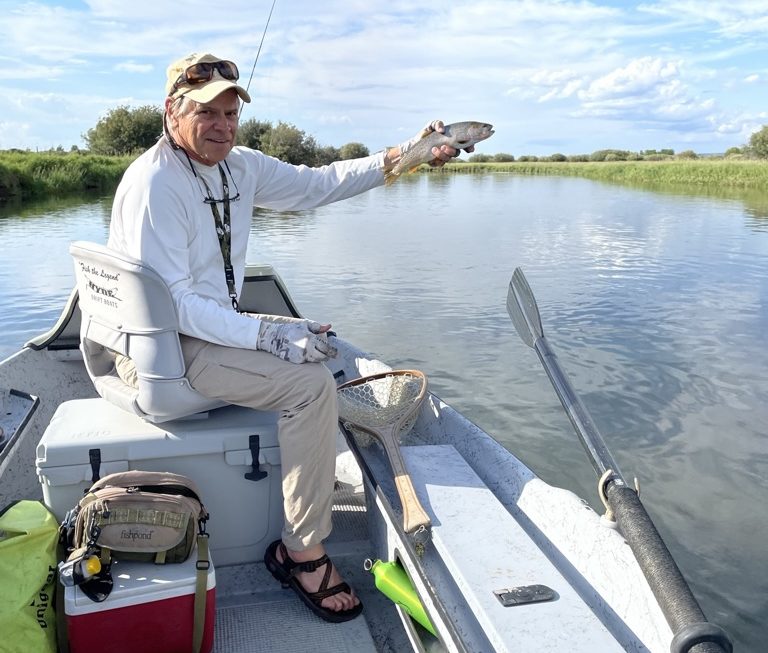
[{"xmin": 264, "ymin": 540, "xmax": 363, "ymax": 622}]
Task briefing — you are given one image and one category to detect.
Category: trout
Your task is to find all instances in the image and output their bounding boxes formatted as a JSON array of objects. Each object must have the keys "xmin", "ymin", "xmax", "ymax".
[{"xmin": 385, "ymin": 121, "xmax": 494, "ymax": 185}]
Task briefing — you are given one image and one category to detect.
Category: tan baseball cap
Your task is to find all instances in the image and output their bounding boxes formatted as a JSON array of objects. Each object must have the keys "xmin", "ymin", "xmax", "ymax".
[{"xmin": 165, "ymin": 52, "xmax": 251, "ymax": 103}]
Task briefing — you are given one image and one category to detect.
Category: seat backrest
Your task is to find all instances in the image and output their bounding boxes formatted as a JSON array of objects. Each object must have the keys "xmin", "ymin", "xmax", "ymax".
[{"xmin": 69, "ymin": 241, "xmax": 225, "ymax": 423}]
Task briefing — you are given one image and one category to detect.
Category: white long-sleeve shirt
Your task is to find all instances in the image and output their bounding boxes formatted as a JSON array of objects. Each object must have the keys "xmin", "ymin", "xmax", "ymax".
[{"xmin": 108, "ymin": 136, "xmax": 386, "ymax": 349}]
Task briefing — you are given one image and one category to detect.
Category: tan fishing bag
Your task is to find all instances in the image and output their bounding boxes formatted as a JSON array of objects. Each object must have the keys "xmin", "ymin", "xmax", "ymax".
[{"xmin": 67, "ymin": 470, "xmax": 208, "ymax": 566}]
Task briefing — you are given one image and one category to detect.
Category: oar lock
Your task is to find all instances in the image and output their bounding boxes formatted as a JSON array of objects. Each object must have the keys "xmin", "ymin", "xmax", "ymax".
[{"xmin": 598, "ymin": 469, "xmax": 641, "ymax": 527}]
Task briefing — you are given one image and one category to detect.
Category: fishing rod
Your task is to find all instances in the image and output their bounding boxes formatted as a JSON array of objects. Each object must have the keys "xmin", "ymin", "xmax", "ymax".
[
  {"xmin": 239, "ymin": 0, "xmax": 278, "ymax": 118},
  {"xmin": 506, "ymin": 267, "xmax": 733, "ymax": 653}
]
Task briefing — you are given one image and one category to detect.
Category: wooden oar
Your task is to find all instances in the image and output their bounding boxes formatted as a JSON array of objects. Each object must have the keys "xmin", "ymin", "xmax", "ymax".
[{"xmin": 507, "ymin": 267, "xmax": 732, "ymax": 653}]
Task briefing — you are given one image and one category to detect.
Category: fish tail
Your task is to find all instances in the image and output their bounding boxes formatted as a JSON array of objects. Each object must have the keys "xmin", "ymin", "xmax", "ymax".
[{"xmin": 384, "ymin": 169, "xmax": 399, "ymax": 186}]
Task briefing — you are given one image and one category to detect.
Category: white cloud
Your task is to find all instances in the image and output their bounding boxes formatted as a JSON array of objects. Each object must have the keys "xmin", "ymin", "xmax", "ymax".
[
  {"xmin": 639, "ymin": 1, "xmax": 768, "ymax": 36},
  {"xmin": 716, "ymin": 112, "xmax": 768, "ymax": 137},
  {"xmin": 527, "ymin": 69, "xmax": 586, "ymax": 102},
  {"xmin": 539, "ymin": 80, "xmax": 584, "ymax": 102},
  {"xmin": 0, "ymin": 121, "xmax": 32, "ymax": 149},
  {"xmin": 571, "ymin": 57, "xmax": 718, "ymax": 132},
  {"xmin": 0, "ymin": 59, "xmax": 64, "ymax": 81},
  {"xmin": 743, "ymin": 73, "xmax": 760, "ymax": 83},
  {"xmin": 579, "ymin": 57, "xmax": 680, "ymax": 102},
  {"xmin": 114, "ymin": 62, "xmax": 154, "ymax": 74},
  {"xmin": 317, "ymin": 114, "xmax": 354, "ymax": 126}
]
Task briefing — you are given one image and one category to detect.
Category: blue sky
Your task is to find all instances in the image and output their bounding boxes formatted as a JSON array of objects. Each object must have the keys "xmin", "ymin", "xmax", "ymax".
[{"xmin": 2, "ymin": 0, "xmax": 768, "ymax": 156}]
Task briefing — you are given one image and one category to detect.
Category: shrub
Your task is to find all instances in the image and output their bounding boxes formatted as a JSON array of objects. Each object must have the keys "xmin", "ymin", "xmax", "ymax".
[
  {"xmin": 748, "ymin": 129, "xmax": 768, "ymax": 157},
  {"xmin": 0, "ymin": 151, "xmax": 133, "ymax": 200},
  {"xmin": 84, "ymin": 105, "xmax": 162, "ymax": 155},
  {"xmin": 643, "ymin": 154, "xmax": 672, "ymax": 161},
  {"xmin": 591, "ymin": 149, "xmax": 630, "ymax": 161},
  {"xmin": 339, "ymin": 142, "xmax": 369, "ymax": 160},
  {"xmin": 314, "ymin": 145, "xmax": 341, "ymax": 166},
  {"xmin": 238, "ymin": 119, "xmax": 272, "ymax": 150}
]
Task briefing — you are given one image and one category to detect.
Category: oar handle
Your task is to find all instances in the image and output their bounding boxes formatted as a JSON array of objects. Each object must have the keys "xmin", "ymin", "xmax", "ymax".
[{"xmin": 608, "ymin": 484, "xmax": 731, "ymax": 653}]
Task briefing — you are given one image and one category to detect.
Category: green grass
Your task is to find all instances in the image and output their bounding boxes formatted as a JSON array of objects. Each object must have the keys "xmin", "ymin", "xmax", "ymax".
[
  {"xmin": 0, "ymin": 151, "xmax": 133, "ymax": 200},
  {"xmin": 430, "ymin": 159, "xmax": 768, "ymax": 189},
  {"xmin": 3, "ymin": 152, "xmax": 768, "ymax": 202}
]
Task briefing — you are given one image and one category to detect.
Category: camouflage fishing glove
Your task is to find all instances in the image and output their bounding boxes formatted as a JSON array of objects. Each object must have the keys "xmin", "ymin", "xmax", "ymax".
[{"xmin": 256, "ymin": 319, "xmax": 337, "ymax": 364}]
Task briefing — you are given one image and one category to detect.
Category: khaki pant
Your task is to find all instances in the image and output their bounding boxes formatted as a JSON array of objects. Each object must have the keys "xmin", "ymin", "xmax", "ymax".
[{"xmin": 178, "ymin": 322, "xmax": 338, "ymax": 552}]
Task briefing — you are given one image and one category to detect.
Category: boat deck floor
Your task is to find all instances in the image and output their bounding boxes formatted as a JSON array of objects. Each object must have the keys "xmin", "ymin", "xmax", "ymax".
[{"xmin": 212, "ymin": 485, "xmax": 411, "ymax": 653}]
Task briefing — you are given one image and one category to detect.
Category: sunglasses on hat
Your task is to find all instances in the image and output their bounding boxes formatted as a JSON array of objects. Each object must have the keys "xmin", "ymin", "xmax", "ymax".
[{"xmin": 170, "ymin": 60, "xmax": 239, "ymax": 96}]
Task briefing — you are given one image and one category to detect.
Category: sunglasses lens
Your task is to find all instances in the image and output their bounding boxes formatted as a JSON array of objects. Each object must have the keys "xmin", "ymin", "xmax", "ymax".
[
  {"xmin": 185, "ymin": 62, "xmax": 214, "ymax": 84},
  {"xmin": 185, "ymin": 61, "xmax": 238, "ymax": 84},
  {"xmin": 214, "ymin": 61, "xmax": 239, "ymax": 81}
]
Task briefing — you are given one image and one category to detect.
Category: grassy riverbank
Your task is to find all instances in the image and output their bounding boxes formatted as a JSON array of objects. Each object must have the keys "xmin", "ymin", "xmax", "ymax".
[
  {"xmin": 0, "ymin": 151, "xmax": 133, "ymax": 200},
  {"xmin": 437, "ymin": 159, "xmax": 768, "ymax": 189},
  {"xmin": 3, "ymin": 152, "xmax": 768, "ymax": 202}
]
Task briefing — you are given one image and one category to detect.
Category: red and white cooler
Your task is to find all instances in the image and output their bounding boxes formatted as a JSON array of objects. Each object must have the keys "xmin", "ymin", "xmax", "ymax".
[{"xmin": 65, "ymin": 554, "xmax": 216, "ymax": 653}]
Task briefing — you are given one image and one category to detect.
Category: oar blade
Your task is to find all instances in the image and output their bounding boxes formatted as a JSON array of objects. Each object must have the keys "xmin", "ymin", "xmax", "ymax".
[{"xmin": 506, "ymin": 268, "xmax": 544, "ymax": 348}]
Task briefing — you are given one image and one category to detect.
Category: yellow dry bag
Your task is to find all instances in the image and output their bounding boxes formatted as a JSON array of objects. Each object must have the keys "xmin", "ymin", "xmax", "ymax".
[{"xmin": 0, "ymin": 500, "xmax": 58, "ymax": 653}]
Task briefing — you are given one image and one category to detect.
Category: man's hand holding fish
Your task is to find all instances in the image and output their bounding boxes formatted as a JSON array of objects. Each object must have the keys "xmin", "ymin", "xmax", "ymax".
[{"xmin": 384, "ymin": 120, "xmax": 495, "ymax": 185}]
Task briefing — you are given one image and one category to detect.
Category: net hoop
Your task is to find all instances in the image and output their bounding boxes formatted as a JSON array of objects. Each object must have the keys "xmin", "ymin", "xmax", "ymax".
[{"xmin": 337, "ymin": 369, "xmax": 428, "ymax": 438}]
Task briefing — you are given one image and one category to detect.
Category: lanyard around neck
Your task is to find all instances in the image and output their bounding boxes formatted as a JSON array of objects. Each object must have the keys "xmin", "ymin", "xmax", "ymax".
[{"xmin": 197, "ymin": 163, "xmax": 239, "ymax": 312}]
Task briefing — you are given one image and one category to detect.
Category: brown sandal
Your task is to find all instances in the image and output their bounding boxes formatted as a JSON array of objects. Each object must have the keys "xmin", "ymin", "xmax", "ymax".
[{"xmin": 264, "ymin": 540, "xmax": 363, "ymax": 623}]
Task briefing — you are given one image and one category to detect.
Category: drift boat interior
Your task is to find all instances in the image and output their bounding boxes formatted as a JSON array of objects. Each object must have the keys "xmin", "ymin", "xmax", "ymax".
[{"xmin": 0, "ymin": 241, "xmax": 730, "ymax": 653}]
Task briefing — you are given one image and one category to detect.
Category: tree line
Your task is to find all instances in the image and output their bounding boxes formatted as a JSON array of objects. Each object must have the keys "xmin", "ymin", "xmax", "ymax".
[
  {"xmin": 30, "ymin": 104, "xmax": 768, "ymax": 164},
  {"xmin": 465, "ymin": 128, "xmax": 768, "ymax": 162},
  {"xmin": 467, "ymin": 147, "xmax": 748, "ymax": 163},
  {"xmin": 83, "ymin": 105, "xmax": 369, "ymax": 165}
]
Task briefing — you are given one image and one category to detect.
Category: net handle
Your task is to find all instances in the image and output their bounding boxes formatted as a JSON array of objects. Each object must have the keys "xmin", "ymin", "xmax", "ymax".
[{"xmin": 341, "ymin": 419, "xmax": 432, "ymax": 534}]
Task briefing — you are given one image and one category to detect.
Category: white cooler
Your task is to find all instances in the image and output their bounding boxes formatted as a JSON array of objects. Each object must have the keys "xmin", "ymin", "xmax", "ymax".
[{"xmin": 36, "ymin": 398, "xmax": 283, "ymax": 566}]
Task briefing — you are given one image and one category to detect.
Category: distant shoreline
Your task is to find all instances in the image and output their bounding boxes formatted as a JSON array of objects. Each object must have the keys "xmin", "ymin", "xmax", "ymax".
[
  {"xmin": 432, "ymin": 159, "xmax": 768, "ymax": 189},
  {"xmin": 3, "ymin": 152, "xmax": 768, "ymax": 202}
]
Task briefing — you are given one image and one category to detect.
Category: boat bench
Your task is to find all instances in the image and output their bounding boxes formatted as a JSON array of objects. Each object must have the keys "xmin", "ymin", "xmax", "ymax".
[{"xmin": 398, "ymin": 444, "xmax": 628, "ymax": 652}]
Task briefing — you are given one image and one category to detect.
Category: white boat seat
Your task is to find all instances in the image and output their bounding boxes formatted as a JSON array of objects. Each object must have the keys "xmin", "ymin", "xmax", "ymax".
[{"xmin": 69, "ymin": 241, "xmax": 226, "ymax": 423}]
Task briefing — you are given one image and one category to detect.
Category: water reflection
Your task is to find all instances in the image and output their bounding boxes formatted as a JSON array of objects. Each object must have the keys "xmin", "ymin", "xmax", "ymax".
[
  {"xmin": 0, "ymin": 193, "xmax": 112, "ymax": 355},
  {"xmin": 604, "ymin": 178, "xmax": 768, "ymax": 229},
  {"xmin": 0, "ymin": 191, "xmax": 113, "ymax": 220}
]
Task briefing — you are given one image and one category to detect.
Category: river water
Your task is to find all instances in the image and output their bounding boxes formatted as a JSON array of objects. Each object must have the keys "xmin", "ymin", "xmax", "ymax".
[{"xmin": 1, "ymin": 174, "xmax": 766, "ymax": 650}]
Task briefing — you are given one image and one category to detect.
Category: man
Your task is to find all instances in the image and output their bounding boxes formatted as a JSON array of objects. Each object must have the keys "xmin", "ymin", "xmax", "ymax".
[{"xmin": 108, "ymin": 52, "xmax": 469, "ymax": 622}]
